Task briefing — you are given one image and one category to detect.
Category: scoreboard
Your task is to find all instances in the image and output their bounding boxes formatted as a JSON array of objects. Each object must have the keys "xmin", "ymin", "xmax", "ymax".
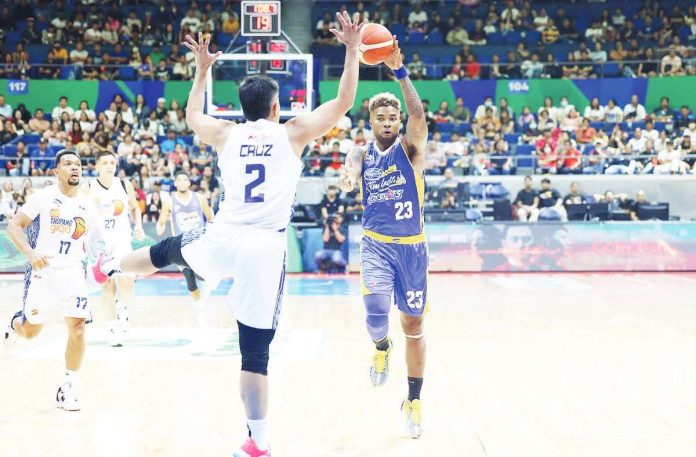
[{"xmin": 241, "ymin": 1, "xmax": 281, "ymax": 37}]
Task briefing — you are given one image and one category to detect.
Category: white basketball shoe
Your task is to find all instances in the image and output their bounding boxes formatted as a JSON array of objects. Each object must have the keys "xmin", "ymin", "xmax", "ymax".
[{"xmin": 56, "ymin": 383, "xmax": 80, "ymax": 411}]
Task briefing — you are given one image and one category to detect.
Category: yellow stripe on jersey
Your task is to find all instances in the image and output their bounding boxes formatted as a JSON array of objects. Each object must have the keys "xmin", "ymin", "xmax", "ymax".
[{"xmin": 364, "ymin": 229, "xmax": 426, "ymax": 244}]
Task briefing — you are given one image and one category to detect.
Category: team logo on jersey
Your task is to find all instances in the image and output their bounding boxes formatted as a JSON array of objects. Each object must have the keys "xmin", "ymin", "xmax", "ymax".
[
  {"xmin": 364, "ymin": 167, "xmax": 383, "ymax": 181},
  {"xmin": 365, "ymin": 171, "xmax": 406, "ymax": 193},
  {"xmin": 112, "ymin": 200, "xmax": 124, "ymax": 216},
  {"xmin": 364, "ymin": 153, "xmax": 375, "ymax": 165},
  {"xmin": 50, "ymin": 208, "xmax": 60, "ymax": 218},
  {"xmin": 71, "ymin": 217, "xmax": 86, "ymax": 240},
  {"xmin": 366, "ymin": 188, "xmax": 404, "ymax": 205}
]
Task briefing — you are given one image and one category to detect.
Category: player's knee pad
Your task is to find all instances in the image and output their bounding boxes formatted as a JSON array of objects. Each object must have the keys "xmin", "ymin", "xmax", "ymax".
[
  {"xmin": 364, "ymin": 294, "xmax": 391, "ymax": 341},
  {"xmin": 238, "ymin": 321, "xmax": 276, "ymax": 376},
  {"xmin": 149, "ymin": 235, "xmax": 187, "ymax": 269},
  {"xmin": 182, "ymin": 268, "xmax": 198, "ymax": 292}
]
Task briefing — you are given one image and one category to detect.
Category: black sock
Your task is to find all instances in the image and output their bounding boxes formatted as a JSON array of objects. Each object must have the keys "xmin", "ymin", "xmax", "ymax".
[
  {"xmin": 408, "ymin": 377, "xmax": 423, "ymax": 401},
  {"xmin": 375, "ymin": 336, "xmax": 390, "ymax": 351}
]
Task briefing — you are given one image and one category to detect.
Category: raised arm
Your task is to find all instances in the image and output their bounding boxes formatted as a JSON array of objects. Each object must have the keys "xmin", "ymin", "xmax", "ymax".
[
  {"xmin": 182, "ymin": 33, "xmax": 235, "ymax": 152},
  {"xmin": 384, "ymin": 40, "xmax": 428, "ymax": 169},
  {"xmin": 285, "ymin": 12, "xmax": 365, "ymax": 157}
]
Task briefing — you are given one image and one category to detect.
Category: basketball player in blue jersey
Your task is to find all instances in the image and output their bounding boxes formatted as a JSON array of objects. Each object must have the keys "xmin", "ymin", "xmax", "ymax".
[
  {"xmin": 156, "ymin": 171, "xmax": 213, "ymax": 301},
  {"xmin": 92, "ymin": 13, "xmax": 365, "ymax": 457},
  {"xmin": 339, "ymin": 39, "xmax": 429, "ymax": 438}
]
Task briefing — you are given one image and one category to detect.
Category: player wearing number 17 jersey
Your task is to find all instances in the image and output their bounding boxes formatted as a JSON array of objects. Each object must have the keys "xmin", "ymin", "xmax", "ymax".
[
  {"xmin": 339, "ymin": 38, "xmax": 429, "ymax": 439},
  {"xmin": 93, "ymin": 15, "xmax": 364, "ymax": 456},
  {"xmin": 3, "ymin": 150, "xmax": 104, "ymax": 412}
]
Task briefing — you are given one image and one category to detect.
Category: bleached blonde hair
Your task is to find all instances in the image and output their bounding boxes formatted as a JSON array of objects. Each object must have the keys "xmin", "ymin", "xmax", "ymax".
[{"xmin": 369, "ymin": 92, "xmax": 401, "ymax": 113}]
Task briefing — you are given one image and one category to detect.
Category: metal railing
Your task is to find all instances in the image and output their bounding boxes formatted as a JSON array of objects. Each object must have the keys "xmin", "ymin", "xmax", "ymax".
[{"xmin": 322, "ymin": 59, "xmax": 687, "ymax": 81}]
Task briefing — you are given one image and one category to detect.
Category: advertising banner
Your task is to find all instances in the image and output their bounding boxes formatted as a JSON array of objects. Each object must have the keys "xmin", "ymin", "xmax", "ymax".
[{"xmin": 348, "ymin": 222, "xmax": 696, "ymax": 272}]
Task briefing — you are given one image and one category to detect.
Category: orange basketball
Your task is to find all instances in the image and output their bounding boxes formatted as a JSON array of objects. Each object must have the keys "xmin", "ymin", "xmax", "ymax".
[{"xmin": 359, "ymin": 23, "xmax": 394, "ymax": 66}]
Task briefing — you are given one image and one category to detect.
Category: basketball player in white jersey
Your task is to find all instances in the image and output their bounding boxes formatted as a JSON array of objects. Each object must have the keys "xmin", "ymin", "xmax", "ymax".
[
  {"xmin": 156, "ymin": 171, "xmax": 213, "ymax": 301},
  {"xmin": 83, "ymin": 151, "xmax": 144, "ymax": 347},
  {"xmin": 92, "ymin": 14, "xmax": 364, "ymax": 456},
  {"xmin": 4, "ymin": 149, "xmax": 105, "ymax": 411}
]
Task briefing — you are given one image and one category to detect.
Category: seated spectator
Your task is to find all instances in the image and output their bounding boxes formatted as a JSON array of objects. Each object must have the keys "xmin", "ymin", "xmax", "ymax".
[
  {"xmin": 623, "ymin": 95, "xmax": 647, "ymax": 121},
  {"xmin": 655, "ymin": 139, "xmax": 690, "ymax": 174},
  {"xmin": 629, "ymin": 190, "xmax": 648, "ymax": 221},
  {"xmin": 160, "ymin": 129, "xmax": 185, "ymax": 154},
  {"xmin": 514, "ymin": 176, "xmax": 540, "ymax": 222},
  {"xmin": 517, "ymin": 107, "xmax": 535, "ymax": 130},
  {"xmin": 558, "ymin": 140, "xmax": 582, "ymax": 174},
  {"xmin": 560, "ymin": 108, "xmax": 582, "ymax": 132},
  {"xmin": 675, "ymin": 105, "xmax": 695, "ymax": 132},
  {"xmin": 408, "ymin": 3, "xmax": 428, "ymax": 28},
  {"xmin": 433, "ymin": 101, "xmax": 453, "ymax": 124},
  {"xmin": 470, "ymin": 143, "xmax": 489, "ymax": 175},
  {"xmin": 314, "ymin": 21, "xmax": 337, "ymax": 45},
  {"xmin": 425, "ymin": 140, "xmax": 446, "ymax": 175},
  {"xmin": 575, "ymin": 118, "xmax": 597, "ymax": 145},
  {"xmin": 584, "ymin": 98, "xmax": 605, "ymax": 122},
  {"xmin": 28, "ymin": 108, "xmax": 50, "ymax": 133},
  {"xmin": 446, "ymin": 21, "xmax": 468, "ymax": 46},
  {"xmin": 521, "ymin": 53, "xmax": 544, "ymax": 78},
  {"xmin": 590, "ymin": 42, "xmax": 608, "ymax": 63},
  {"xmin": 488, "ymin": 140, "xmax": 512, "ymax": 175},
  {"xmin": 439, "ymin": 187, "xmax": 458, "ymax": 210},
  {"xmin": 637, "ymin": 48, "xmax": 659, "ymax": 77},
  {"xmin": 320, "ymin": 184, "xmax": 344, "ymax": 221},
  {"xmin": 563, "ymin": 181, "xmax": 588, "ymax": 207},
  {"xmin": 52, "ymin": 95, "xmax": 74, "ymax": 121},
  {"xmin": 661, "ymin": 48, "xmax": 685, "ymax": 76},
  {"xmin": 0, "ymin": 180, "xmax": 17, "ymax": 221},
  {"xmin": 464, "ymin": 54, "xmax": 481, "ymax": 79},
  {"xmin": 446, "ymin": 55, "xmax": 466, "ymax": 80},
  {"xmin": 315, "ymin": 215, "xmax": 347, "ymax": 273},
  {"xmin": 652, "ymin": 96, "xmax": 675, "ymax": 123},
  {"xmin": 538, "ymin": 178, "xmax": 567, "ymax": 221},
  {"xmin": 451, "ymin": 97, "xmax": 471, "ymax": 124},
  {"xmin": 407, "ymin": 52, "xmax": 427, "ymax": 80},
  {"xmin": 610, "ymin": 41, "xmax": 628, "ymax": 61},
  {"xmin": 604, "ymin": 99, "xmax": 624, "ymax": 124},
  {"xmin": 502, "ymin": 50, "xmax": 521, "ymax": 79}
]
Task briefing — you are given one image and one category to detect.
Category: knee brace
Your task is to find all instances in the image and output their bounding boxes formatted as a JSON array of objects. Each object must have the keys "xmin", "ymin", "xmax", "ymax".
[
  {"xmin": 364, "ymin": 294, "xmax": 391, "ymax": 342},
  {"xmin": 149, "ymin": 234, "xmax": 189, "ymax": 269},
  {"xmin": 182, "ymin": 268, "xmax": 198, "ymax": 292},
  {"xmin": 238, "ymin": 321, "xmax": 276, "ymax": 376}
]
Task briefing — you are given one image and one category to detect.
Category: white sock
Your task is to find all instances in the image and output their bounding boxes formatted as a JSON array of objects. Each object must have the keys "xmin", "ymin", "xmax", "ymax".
[
  {"xmin": 247, "ymin": 419, "xmax": 270, "ymax": 450},
  {"xmin": 64, "ymin": 369, "xmax": 78, "ymax": 388}
]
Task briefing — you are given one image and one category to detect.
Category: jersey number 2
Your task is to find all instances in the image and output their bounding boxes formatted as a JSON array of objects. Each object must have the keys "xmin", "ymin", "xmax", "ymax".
[{"xmin": 245, "ymin": 164, "xmax": 265, "ymax": 203}]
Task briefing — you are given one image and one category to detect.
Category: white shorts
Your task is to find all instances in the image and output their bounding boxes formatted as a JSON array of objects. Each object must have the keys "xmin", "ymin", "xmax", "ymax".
[
  {"xmin": 181, "ymin": 222, "xmax": 287, "ymax": 330},
  {"xmin": 22, "ymin": 267, "xmax": 90, "ymax": 325}
]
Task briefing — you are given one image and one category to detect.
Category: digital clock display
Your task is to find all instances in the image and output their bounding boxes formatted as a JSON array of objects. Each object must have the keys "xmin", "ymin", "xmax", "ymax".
[
  {"xmin": 245, "ymin": 3, "xmax": 277, "ymax": 15},
  {"xmin": 241, "ymin": 1, "xmax": 281, "ymax": 36}
]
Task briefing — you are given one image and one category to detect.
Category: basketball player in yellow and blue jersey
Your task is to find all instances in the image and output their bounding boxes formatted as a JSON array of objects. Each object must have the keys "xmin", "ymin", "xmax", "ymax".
[{"xmin": 339, "ymin": 38, "xmax": 428, "ymax": 438}]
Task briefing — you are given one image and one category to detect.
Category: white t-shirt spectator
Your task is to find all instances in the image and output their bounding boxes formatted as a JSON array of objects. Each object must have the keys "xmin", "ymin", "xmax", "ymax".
[
  {"xmin": 180, "ymin": 16, "xmax": 201, "ymax": 33},
  {"xmin": 626, "ymin": 136, "xmax": 647, "ymax": 153},
  {"xmin": 117, "ymin": 141, "xmax": 137, "ymax": 157},
  {"xmin": 120, "ymin": 108, "xmax": 135, "ymax": 125},
  {"xmin": 52, "ymin": 105, "xmax": 74, "ymax": 121},
  {"xmin": 446, "ymin": 140, "xmax": 466, "ymax": 157},
  {"xmin": 69, "ymin": 48, "xmax": 89, "ymax": 65},
  {"xmin": 661, "ymin": 54, "xmax": 682, "ymax": 72},
  {"xmin": 584, "ymin": 106, "xmax": 605, "ymax": 122},
  {"xmin": 585, "ymin": 25, "xmax": 603, "ymax": 41},
  {"xmin": 623, "ymin": 103, "xmax": 646, "ymax": 120},
  {"xmin": 83, "ymin": 28, "xmax": 102, "ymax": 43},
  {"xmin": 74, "ymin": 109, "xmax": 96, "ymax": 122},
  {"xmin": 642, "ymin": 128, "xmax": 660, "ymax": 142},
  {"xmin": 408, "ymin": 10, "xmax": 428, "ymax": 25},
  {"xmin": 533, "ymin": 14, "xmax": 550, "ymax": 31},
  {"xmin": 604, "ymin": 105, "xmax": 623, "ymax": 123},
  {"xmin": 316, "ymin": 18, "xmax": 337, "ymax": 30},
  {"xmin": 501, "ymin": 7, "xmax": 520, "ymax": 22},
  {"xmin": 0, "ymin": 102, "xmax": 12, "ymax": 118}
]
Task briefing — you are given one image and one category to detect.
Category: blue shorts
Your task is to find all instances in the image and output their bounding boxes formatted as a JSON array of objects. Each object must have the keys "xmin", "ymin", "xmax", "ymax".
[{"xmin": 360, "ymin": 235, "xmax": 429, "ymax": 316}]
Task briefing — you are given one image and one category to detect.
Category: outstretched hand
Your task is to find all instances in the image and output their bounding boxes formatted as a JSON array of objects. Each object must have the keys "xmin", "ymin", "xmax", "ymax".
[
  {"xmin": 339, "ymin": 154, "xmax": 357, "ymax": 191},
  {"xmin": 330, "ymin": 11, "xmax": 367, "ymax": 50},
  {"xmin": 384, "ymin": 36, "xmax": 403, "ymax": 70},
  {"xmin": 182, "ymin": 32, "xmax": 222, "ymax": 72}
]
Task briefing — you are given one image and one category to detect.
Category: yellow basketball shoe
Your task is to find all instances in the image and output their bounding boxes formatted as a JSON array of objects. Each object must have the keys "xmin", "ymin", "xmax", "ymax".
[
  {"xmin": 401, "ymin": 399, "xmax": 423, "ymax": 439},
  {"xmin": 370, "ymin": 339, "xmax": 392, "ymax": 386}
]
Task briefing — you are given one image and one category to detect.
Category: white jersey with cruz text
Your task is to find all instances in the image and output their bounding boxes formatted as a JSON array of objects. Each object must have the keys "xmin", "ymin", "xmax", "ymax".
[
  {"xmin": 87, "ymin": 178, "xmax": 131, "ymax": 245},
  {"xmin": 19, "ymin": 185, "xmax": 100, "ymax": 270},
  {"xmin": 214, "ymin": 119, "xmax": 303, "ymax": 231}
]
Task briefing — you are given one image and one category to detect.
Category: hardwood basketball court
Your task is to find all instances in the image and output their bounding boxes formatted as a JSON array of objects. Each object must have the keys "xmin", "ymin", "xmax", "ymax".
[{"xmin": 1, "ymin": 272, "xmax": 695, "ymax": 456}]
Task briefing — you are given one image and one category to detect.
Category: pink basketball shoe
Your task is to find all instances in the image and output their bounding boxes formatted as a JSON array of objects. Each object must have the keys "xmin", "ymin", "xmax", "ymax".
[{"xmin": 232, "ymin": 437, "xmax": 271, "ymax": 457}]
